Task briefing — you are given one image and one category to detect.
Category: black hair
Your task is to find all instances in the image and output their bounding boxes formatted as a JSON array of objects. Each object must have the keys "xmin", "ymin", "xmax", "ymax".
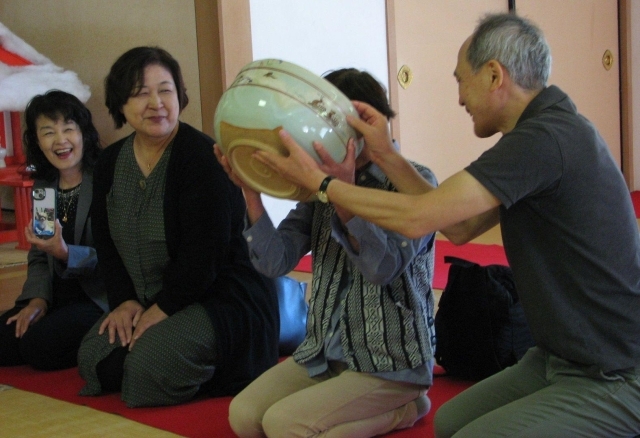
[
  {"xmin": 23, "ymin": 90, "xmax": 101, "ymax": 181},
  {"xmin": 323, "ymin": 68, "xmax": 396, "ymax": 119},
  {"xmin": 104, "ymin": 46, "xmax": 189, "ymax": 129}
]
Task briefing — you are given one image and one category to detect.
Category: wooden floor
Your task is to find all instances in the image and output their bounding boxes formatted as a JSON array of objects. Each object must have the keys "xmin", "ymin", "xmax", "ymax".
[
  {"xmin": 0, "ymin": 208, "xmax": 27, "ymax": 314},
  {"xmin": 0, "ymin": 264, "xmax": 27, "ymax": 314}
]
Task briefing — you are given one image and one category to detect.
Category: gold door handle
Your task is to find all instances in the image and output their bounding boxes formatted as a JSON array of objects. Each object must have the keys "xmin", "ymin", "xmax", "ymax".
[
  {"xmin": 602, "ymin": 49, "xmax": 613, "ymax": 71},
  {"xmin": 397, "ymin": 65, "xmax": 413, "ymax": 89}
]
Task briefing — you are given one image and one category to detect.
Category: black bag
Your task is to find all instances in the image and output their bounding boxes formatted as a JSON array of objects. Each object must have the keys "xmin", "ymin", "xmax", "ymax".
[{"xmin": 434, "ymin": 256, "xmax": 535, "ymax": 381}]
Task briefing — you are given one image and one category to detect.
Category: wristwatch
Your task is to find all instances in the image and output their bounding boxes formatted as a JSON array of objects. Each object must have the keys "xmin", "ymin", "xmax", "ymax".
[{"xmin": 316, "ymin": 175, "xmax": 335, "ymax": 203}]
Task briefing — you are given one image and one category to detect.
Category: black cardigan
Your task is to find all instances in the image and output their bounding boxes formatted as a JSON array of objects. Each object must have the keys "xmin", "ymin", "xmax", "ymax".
[{"xmin": 92, "ymin": 122, "xmax": 279, "ymax": 396}]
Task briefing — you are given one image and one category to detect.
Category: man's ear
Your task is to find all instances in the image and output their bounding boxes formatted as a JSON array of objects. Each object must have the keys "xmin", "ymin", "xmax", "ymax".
[{"xmin": 486, "ymin": 60, "xmax": 505, "ymax": 91}]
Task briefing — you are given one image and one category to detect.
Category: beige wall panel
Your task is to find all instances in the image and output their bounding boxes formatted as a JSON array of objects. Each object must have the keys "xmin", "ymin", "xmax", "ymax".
[
  {"xmin": 388, "ymin": 0, "xmax": 506, "ymax": 182},
  {"xmin": 517, "ymin": 0, "xmax": 621, "ymax": 168},
  {"xmin": 0, "ymin": 0, "xmax": 202, "ymax": 147}
]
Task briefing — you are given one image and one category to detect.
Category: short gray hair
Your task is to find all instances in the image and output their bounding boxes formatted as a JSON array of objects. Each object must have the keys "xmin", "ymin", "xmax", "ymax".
[{"xmin": 468, "ymin": 13, "xmax": 551, "ymax": 90}]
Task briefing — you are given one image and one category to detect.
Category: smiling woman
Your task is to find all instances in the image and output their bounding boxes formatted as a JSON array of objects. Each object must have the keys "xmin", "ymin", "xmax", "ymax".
[
  {"xmin": 0, "ymin": 90, "xmax": 107, "ymax": 371},
  {"xmin": 77, "ymin": 46, "xmax": 279, "ymax": 408}
]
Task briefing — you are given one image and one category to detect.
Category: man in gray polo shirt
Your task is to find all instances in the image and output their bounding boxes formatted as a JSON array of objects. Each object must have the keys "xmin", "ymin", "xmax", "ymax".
[{"xmin": 256, "ymin": 12, "xmax": 640, "ymax": 438}]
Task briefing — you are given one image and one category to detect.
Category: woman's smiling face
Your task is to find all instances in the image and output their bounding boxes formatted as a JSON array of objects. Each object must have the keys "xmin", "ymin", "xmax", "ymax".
[
  {"xmin": 121, "ymin": 64, "xmax": 180, "ymax": 142},
  {"xmin": 36, "ymin": 115, "xmax": 84, "ymax": 173}
]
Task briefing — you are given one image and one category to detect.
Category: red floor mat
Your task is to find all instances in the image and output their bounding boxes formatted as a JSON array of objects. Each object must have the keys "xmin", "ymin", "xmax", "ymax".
[
  {"xmin": 433, "ymin": 240, "xmax": 508, "ymax": 290},
  {"xmin": 0, "ymin": 364, "xmax": 472, "ymax": 437}
]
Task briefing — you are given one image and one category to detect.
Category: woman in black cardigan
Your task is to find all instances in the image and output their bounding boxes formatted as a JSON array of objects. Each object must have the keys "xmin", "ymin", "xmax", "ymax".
[{"xmin": 78, "ymin": 46, "xmax": 279, "ymax": 407}]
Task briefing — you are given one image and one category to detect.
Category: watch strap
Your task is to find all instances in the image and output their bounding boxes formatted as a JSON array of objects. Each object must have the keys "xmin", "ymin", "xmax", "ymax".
[{"xmin": 318, "ymin": 175, "xmax": 335, "ymax": 193}]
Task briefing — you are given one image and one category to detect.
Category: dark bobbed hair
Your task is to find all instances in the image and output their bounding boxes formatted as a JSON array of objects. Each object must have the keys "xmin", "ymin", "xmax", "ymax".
[
  {"xmin": 323, "ymin": 68, "xmax": 396, "ymax": 119},
  {"xmin": 104, "ymin": 46, "xmax": 189, "ymax": 129},
  {"xmin": 23, "ymin": 90, "xmax": 101, "ymax": 182}
]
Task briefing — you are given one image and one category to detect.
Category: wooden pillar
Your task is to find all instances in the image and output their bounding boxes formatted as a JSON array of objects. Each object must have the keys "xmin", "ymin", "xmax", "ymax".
[
  {"xmin": 195, "ymin": 0, "xmax": 252, "ymax": 138},
  {"xmin": 620, "ymin": 0, "xmax": 634, "ymax": 189}
]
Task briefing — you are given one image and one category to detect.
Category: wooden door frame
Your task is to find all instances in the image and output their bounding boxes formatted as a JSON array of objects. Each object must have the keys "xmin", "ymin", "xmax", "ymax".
[
  {"xmin": 385, "ymin": 0, "xmax": 401, "ymax": 145},
  {"xmin": 194, "ymin": 0, "xmax": 252, "ymax": 138},
  {"xmin": 619, "ymin": 0, "xmax": 633, "ymax": 188}
]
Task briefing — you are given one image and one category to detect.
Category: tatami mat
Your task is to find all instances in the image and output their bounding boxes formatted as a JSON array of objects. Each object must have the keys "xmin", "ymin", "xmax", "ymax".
[
  {"xmin": 0, "ymin": 385, "xmax": 181, "ymax": 437},
  {"xmin": 0, "ymin": 210, "xmax": 27, "ymax": 269},
  {"xmin": 0, "ymin": 242, "xmax": 28, "ymax": 268}
]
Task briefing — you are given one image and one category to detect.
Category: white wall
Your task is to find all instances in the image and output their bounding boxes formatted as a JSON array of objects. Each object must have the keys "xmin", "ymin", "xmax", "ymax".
[{"xmin": 249, "ymin": 0, "xmax": 388, "ymax": 225}]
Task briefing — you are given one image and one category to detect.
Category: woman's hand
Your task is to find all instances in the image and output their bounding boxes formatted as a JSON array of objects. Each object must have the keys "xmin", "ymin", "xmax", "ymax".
[
  {"xmin": 213, "ymin": 144, "xmax": 255, "ymax": 191},
  {"xmin": 214, "ymin": 143, "xmax": 266, "ymax": 225},
  {"xmin": 6, "ymin": 298, "xmax": 48, "ymax": 338},
  {"xmin": 253, "ymin": 130, "xmax": 328, "ymax": 192},
  {"xmin": 99, "ymin": 300, "xmax": 144, "ymax": 347},
  {"xmin": 315, "ymin": 138, "xmax": 357, "ymax": 186},
  {"xmin": 25, "ymin": 219, "xmax": 69, "ymax": 262},
  {"xmin": 128, "ymin": 303, "xmax": 168, "ymax": 351},
  {"xmin": 314, "ymin": 139, "xmax": 360, "ymax": 249}
]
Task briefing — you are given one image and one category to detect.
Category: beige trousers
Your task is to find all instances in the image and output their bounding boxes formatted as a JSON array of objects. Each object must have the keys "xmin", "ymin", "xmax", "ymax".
[{"xmin": 229, "ymin": 357, "xmax": 427, "ymax": 438}]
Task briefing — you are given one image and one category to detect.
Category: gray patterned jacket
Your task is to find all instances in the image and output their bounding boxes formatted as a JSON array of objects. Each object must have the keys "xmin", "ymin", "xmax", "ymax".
[{"xmin": 293, "ymin": 163, "xmax": 436, "ymax": 372}]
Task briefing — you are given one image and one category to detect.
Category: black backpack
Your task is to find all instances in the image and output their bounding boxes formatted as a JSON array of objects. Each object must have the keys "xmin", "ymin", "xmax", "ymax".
[{"xmin": 434, "ymin": 256, "xmax": 535, "ymax": 381}]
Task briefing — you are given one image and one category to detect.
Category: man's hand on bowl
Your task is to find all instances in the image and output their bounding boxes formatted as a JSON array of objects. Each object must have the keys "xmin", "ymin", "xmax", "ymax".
[{"xmin": 348, "ymin": 101, "xmax": 398, "ymax": 166}]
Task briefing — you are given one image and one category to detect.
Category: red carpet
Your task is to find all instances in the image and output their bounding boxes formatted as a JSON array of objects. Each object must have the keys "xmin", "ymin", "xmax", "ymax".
[
  {"xmin": 631, "ymin": 191, "xmax": 640, "ymax": 218},
  {"xmin": 432, "ymin": 240, "xmax": 508, "ymax": 289},
  {"xmin": 0, "ymin": 365, "xmax": 472, "ymax": 437},
  {"xmin": 295, "ymin": 239, "xmax": 509, "ymax": 290}
]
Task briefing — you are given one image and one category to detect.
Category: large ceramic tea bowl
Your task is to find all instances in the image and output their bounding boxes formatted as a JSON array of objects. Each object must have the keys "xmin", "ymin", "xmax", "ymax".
[{"xmin": 214, "ymin": 59, "xmax": 362, "ymax": 201}]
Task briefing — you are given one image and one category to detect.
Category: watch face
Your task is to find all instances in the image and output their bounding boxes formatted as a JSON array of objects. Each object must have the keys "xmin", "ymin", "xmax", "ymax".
[{"xmin": 317, "ymin": 191, "xmax": 329, "ymax": 203}]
